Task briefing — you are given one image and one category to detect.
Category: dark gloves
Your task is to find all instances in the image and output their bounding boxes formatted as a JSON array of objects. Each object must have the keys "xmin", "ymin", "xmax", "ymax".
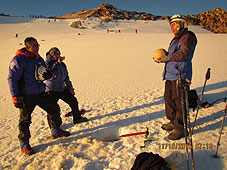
[
  {"xmin": 66, "ymin": 85, "xmax": 75, "ymax": 95},
  {"xmin": 66, "ymin": 86, "xmax": 75, "ymax": 95},
  {"xmin": 12, "ymin": 97, "xmax": 25, "ymax": 109},
  {"xmin": 42, "ymin": 70, "xmax": 54, "ymax": 80},
  {"xmin": 69, "ymin": 87, "xmax": 75, "ymax": 96}
]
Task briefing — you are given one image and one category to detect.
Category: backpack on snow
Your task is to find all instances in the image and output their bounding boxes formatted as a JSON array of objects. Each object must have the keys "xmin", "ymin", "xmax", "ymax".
[
  {"xmin": 130, "ymin": 152, "xmax": 170, "ymax": 170},
  {"xmin": 188, "ymin": 89, "xmax": 198, "ymax": 111}
]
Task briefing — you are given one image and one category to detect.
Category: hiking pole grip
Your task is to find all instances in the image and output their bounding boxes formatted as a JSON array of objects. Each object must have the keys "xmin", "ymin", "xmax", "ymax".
[{"xmin": 205, "ymin": 68, "xmax": 211, "ymax": 80}]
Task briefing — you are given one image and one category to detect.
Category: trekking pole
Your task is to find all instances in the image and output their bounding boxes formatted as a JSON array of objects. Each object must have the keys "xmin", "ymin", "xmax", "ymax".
[
  {"xmin": 177, "ymin": 73, "xmax": 190, "ymax": 170},
  {"xmin": 212, "ymin": 100, "xmax": 227, "ymax": 158},
  {"xmin": 184, "ymin": 83, "xmax": 195, "ymax": 170},
  {"xmin": 192, "ymin": 68, "xmax": 211, "ymax": 134}
]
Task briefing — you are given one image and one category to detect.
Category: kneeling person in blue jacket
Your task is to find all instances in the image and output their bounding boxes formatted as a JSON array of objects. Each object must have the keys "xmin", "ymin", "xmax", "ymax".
[{"xmin": 8, "ymin": 37, "xmax": 70, "ymax": 155}]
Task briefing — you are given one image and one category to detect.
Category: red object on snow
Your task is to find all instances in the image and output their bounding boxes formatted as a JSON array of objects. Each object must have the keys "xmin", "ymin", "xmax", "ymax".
[
  {"xmin": 120, "ymin": 127, "xmax": 149, "ymax": 138},
  {"xmin": 120, "ymin": 131, "xmax": 146, "ymax": 137}
]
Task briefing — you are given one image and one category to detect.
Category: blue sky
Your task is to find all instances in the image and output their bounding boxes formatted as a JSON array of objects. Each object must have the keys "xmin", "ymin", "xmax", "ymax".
[{"xmin": 1, "ymin": 0, "xmax": 227, "ymax": 17}]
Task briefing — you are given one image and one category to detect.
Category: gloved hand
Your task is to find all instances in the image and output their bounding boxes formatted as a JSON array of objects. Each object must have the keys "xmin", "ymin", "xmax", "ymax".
[
  {"xmin": 42, "ymin": 70, "xmax": 54, "ymax": 80},
  {"xmin": 57, "ymin": 56, "xmax": 65, "ymax": 63},
  {"xmin": 153, "ymin": 48, "xmax": 168, "ymax": 63},
  {"xmin": 69, "ymin": 87, "xmax": 75, "ymax": 96},
  {"xmin": 12, "ymin": 97, "xmax": 25, "ymax": 109}
]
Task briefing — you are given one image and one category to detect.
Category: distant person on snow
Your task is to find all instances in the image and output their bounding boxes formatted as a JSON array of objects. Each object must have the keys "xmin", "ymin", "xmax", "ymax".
[
  {"xmin": 45, "ymin": 47, "xmax": 88, "ymax": 124},
  {"xmin": 8, "ymin": 37, "xmax": 70, "ymax": 155},
  {"xmin": 153, "ymin": 14, "xmax": 197, "ymax": 140}
]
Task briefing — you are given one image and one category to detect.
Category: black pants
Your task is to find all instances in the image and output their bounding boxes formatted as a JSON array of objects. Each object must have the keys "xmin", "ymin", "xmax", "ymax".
[
  {"xmin": 47, "ymin": 89, "xmax": 81, "ymax": 120},
  {"xmin": 164, "ymin": 80, "xmax": 188, "ymax": 133},
  {"xmin": 18, "ymin": 92, "xmax": 62, "ymax": 142}
]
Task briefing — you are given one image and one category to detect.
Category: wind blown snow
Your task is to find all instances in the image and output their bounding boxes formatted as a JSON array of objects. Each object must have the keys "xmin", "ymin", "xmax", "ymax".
[{"xmin": 0, "ymin": 16, "xmax": 226, "ymax": 170}]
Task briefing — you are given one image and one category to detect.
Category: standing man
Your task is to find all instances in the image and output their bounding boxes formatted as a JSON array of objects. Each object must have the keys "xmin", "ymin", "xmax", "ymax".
[
  {"xmin": 8, "ymin": 37, "xmax": 70, "ymax": 155},
  {"xmin": 154, "ymin": 15, "xmax": 197, "ymax": 140}
]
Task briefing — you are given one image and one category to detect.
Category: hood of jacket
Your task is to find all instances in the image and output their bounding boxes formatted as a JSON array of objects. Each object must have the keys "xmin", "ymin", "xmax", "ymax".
[{"xmin": 15, "ymin": 47, "xmax": 40, "ymax": 60}]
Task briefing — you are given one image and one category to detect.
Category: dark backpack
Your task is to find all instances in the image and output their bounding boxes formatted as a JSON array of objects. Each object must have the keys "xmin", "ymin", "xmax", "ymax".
[
  {"xmin": 131, "ymin": 152, "xmax": 170, "ymax": 170},
  {"xmin": 188, "ymin": 90, "xmax": 198, "ymax": 111}
]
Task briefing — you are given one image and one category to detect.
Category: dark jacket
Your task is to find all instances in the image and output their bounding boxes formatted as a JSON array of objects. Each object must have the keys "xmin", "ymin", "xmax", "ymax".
[
  {"xmin": 8, "ymin": 48, "xmax": 46, "ymax": 97},
  {"xmin": 45, "ymin": 58, "xmax": 72, "ymax": 92},
  {"xmin": 163, "ymin": 28, "xmax": 197, "ymax": 81}
]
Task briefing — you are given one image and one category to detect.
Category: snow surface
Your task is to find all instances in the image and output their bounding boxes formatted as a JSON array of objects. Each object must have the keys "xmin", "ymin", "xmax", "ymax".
[{"xmin": 0, "ymin": 16, "xmax": 226, "ymax": 170}]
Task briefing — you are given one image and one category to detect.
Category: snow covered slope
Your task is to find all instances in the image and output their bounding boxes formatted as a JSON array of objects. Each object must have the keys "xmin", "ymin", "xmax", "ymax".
[{"xmin": 0, "ymin": 16, "xmax": 226, "ymax": 170}]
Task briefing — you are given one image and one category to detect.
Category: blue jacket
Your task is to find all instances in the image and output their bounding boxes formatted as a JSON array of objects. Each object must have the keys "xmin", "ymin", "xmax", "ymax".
[
  {"xmin": 45, "ymin": 58, "xmax": 72, "ymax": 92},
  {"xmin": 8, "ymin": 48, "xmax": 46, "ymax": 97},
  {"xmin": 163, "ymin": 29, "xmax": 197, "ymax": 81}
]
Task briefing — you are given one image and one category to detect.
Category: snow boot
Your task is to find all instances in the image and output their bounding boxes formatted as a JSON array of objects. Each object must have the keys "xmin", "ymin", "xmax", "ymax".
[
  {"xmin": 161, "ymin": 122, "xmax": 175, "ymax": 131},
  {"xmin": 64, "ymin": 111, "xmax": 73, "ymax": 117},
  {"xmin": 64, "ymin": 111, "xmax": 72, "ymax": 117},
  {"xmin": 51, "ymin": 127, "xmax": 70, "ymax": 139},
  {"xmin": 65, "ymin": 109, "xmax": 85, "ymax": 117},
  {"xmin": 167, "ymin": 129, "xmax": 188, "ymax": 140},
  {"xmin": 20, "ymin": 141, "xmax": 35, "ymax": 155},
  {"xmin": 73, "ymin": 117, "xmax": 88, "ymax": 124}
]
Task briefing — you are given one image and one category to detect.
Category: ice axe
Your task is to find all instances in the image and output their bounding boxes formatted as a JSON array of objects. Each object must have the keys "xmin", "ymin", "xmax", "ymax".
[
  {"xmin": 120, "ymin": 127, "xmax": 157, "ymax": 148},
  {"xmin": 97, "ymin": 126, "xmax": 149, "ymax": 142},
  {"xmin": 120, "ymin": 127, "xmax": 149, "ymax": 138}
]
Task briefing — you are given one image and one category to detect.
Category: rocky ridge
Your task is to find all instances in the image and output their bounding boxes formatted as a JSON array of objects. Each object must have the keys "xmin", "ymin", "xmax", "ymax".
[
  {"xmin": 57, "ymin": 4, "xmax": 227, "ymax": 33},
  {"xmin": 57, "ymin": 4, "xmax": 165, "ymax": 21},
  {"xmin": 188, "ymin": 8, "xmax": 227, "ymax": 33}
]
